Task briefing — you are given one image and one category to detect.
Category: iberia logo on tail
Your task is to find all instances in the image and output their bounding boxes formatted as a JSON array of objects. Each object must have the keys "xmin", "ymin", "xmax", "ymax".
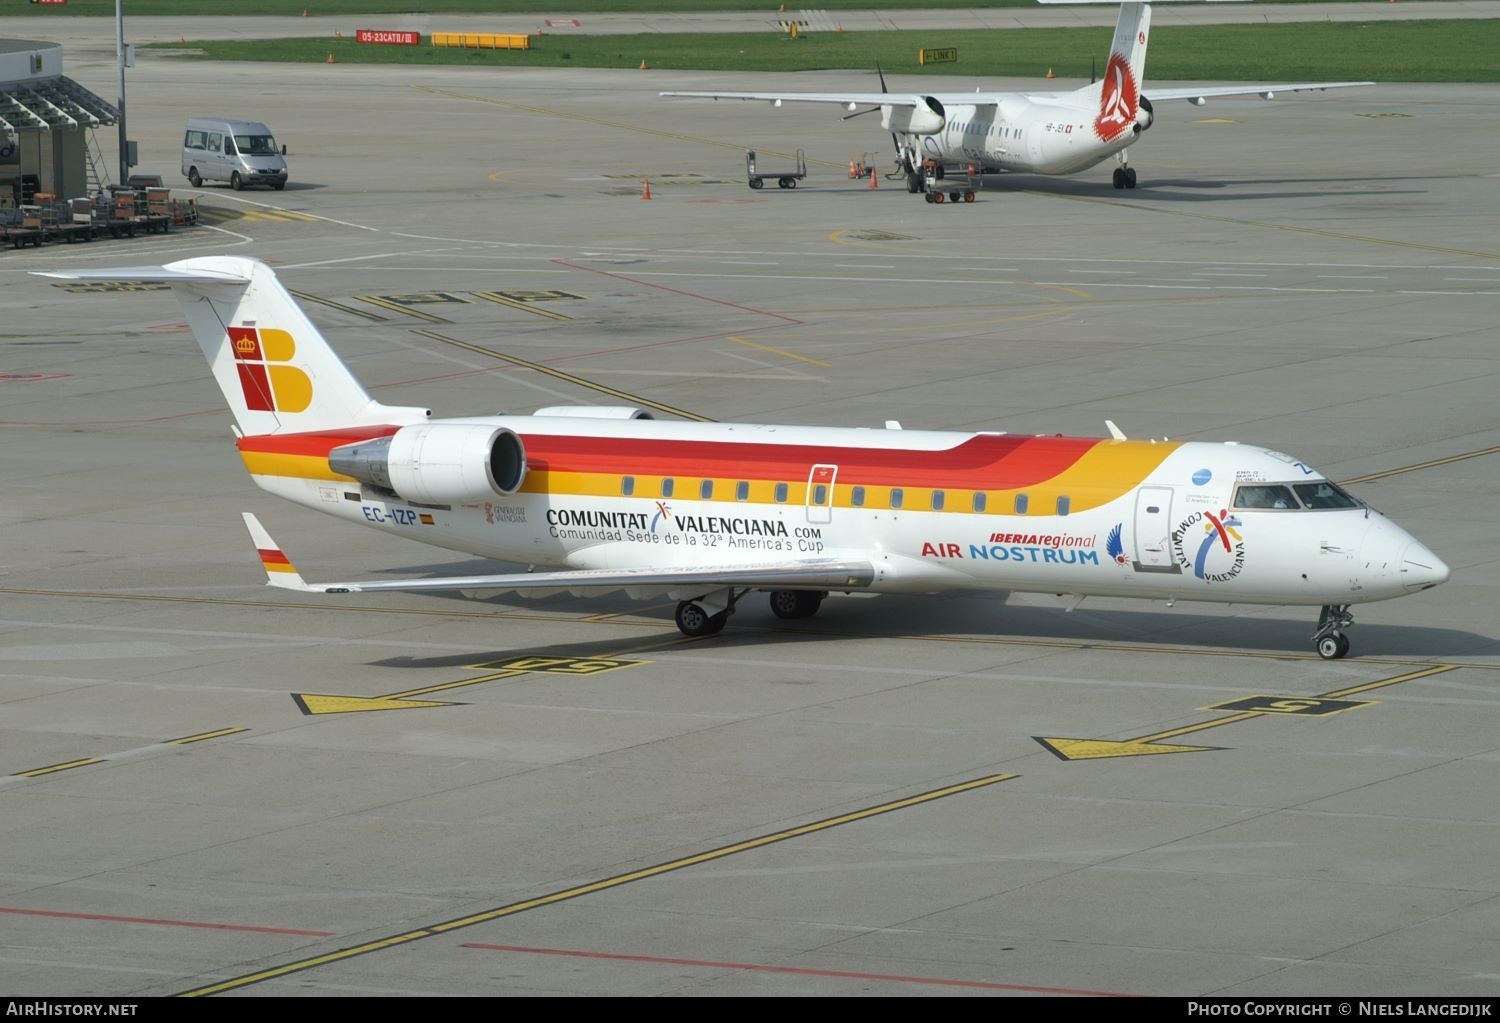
[{"xmin": 228, "ymin": 326, "xmax": 313, "ymax": 413}]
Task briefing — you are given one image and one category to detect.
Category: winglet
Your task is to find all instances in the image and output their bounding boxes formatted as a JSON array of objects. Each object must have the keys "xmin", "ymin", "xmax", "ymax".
[
  {"xmin": 1105, "ymin": 419, "xmax": 1127, "ymax": 440},
  {"xmin": 241, "ymin": 512, "xmax": 313, "ymax": 591}
]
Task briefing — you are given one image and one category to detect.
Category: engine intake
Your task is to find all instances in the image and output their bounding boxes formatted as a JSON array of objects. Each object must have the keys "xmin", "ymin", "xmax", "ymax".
[{"xmin": 330, "ymin": 424, "xmax": 527, "ymax": 505}]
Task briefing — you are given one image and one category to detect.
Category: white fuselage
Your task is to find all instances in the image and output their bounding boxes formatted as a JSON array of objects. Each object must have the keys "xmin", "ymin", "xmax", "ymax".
[
  {"xmin": 244, "ymin": 417, "xmax": 1448, "ymax": 609},
  {"xmin": 908, "ymin": 97, "xmax": 1131, "ymax": 177}
]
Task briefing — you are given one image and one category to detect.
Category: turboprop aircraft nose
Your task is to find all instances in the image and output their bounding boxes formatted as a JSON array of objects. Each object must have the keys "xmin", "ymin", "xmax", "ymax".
[{"xmin": 1400, "ymin": 539, "xmax": 1450, "ymax": 592}]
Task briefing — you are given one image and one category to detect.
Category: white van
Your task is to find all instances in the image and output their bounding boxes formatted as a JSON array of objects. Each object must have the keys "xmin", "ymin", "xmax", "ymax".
[{"xmin": 182, "ymin": 118, "xmax": 288, "ymax": 191}]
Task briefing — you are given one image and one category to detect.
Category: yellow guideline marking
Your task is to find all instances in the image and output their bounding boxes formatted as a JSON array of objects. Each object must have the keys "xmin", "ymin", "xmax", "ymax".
[
  {"xmin": 292, "ymin": 672, "xmax": 526, "ymax": 714},
  {"xmin": 290, "ymin": 661, "xmax": 647, "ymax": 716},
  {"xmin": 1037, "ymin": 665, "xmax": 1462, "ymax": 762},
  {"xmin": 1036, "ymin": 738, "xmax": 1217, "ymax": 761},
  {"xmin": 355, "ymin": 296, "xmax": 451, "ymax": 323},
  {"xmin": 1342, "ymin": 446, "xmax": 1500, "ymax": 486},
  {"xmin": 413, "ymin": 330, "xmax": 712, "ymax": 421},
  {"xmin": 17, "ymin": 757, "xmax": 104, "ymax": 778},
  {"xmin": 169, "ymin": 727, "xmax": 248, "ymax": 745},
  {"xmin": 726, "ymin": 335, "xmax": 830, "ymax": 368},
  {"xmin": 472, "ymin": 291, "xmax": 572, "ymax": 321},
  {"xmin": 291, "ymin": 694, "xmax": 459, "ymax": 715},
  {"xmin": 290, "ymin": 290, "xmax": 386, "ymax": 322},
  {"xmin": 174, "ymin": 771, "xmax": 1017, "ymax": 996}
]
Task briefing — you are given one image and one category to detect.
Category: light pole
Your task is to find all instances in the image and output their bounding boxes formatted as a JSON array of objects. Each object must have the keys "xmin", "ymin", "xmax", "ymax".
[{"xmin": 115, "ymin": 0, "xmax": 127, "ymax": 185}]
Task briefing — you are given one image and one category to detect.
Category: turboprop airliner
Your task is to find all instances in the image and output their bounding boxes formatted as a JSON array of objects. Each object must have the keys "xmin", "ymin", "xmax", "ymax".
[
  {"xmin": 661, "ymin": 0, "xmax": 1373, "ymax": 202},
  {"xmin": 36, "ymin": 256, "xmax": 1447, "ymax": 658}
]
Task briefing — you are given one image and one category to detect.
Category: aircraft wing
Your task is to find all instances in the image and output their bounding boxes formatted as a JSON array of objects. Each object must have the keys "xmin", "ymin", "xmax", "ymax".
[
  {"xmin": 1145, "ymin": 81, "xmax": 1373, "ymax": 104},
  {"xmin": 243, "ymin": 513, "xmax": 874, "ymax": 599},
  {"xmin": 661, "ymin": 89, "xmax": 927, "ymax": 109}
]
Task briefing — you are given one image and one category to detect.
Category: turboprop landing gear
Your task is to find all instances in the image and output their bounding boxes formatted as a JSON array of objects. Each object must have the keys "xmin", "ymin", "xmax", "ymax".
[
  {"xmin": 1112, "ymin": 153, "xmax": 1137, "ymax": 189},
  {"xmin": 1313, "ymin": 604, "xmax": 1354, "ymax": 659},
  {"xmin": 768, "ymin": 589, "xmax": 825, "ymax": 620}
]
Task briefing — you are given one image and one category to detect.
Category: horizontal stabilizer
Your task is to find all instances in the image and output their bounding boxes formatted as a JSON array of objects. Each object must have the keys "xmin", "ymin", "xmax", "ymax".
[{"xmin": 34, "ymin": 266, "xmax": 252, "ymax": 285}]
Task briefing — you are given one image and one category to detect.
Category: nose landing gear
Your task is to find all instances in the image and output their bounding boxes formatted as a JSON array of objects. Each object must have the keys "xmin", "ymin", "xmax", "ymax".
[{"xmin": 1313, "ymin": 604, "xmax": 1354, "ymax": 659}]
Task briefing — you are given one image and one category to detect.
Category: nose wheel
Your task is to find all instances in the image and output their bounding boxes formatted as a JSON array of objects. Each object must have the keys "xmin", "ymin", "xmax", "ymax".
[{"xmin": 1313, "ymin": 604, "xmax": 1355, "ymax": 659}]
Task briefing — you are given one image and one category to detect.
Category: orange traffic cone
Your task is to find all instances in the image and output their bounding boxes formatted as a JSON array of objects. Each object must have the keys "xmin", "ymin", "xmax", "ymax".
[
  {"xmin": 334, "ymin": 30, "xmax": 342, "ymax": 39},
  {"xmin": 642, "ymin": 178, "xmax": 652, "ymax": 200},
  {"xmin": 1045, "ymin": 67, "xmax": 1055, "ymax": 79},
  {"xmin": 639, "ymin": 59, "xmax": 648, "ymax": 70},
  {"xmin": 868, "ymin": 167, "xmax": 878, "ymax": 189},
  {"xmin": 326, "ymin": 52, "xmax": 335, "ymax": 64},
  {"xmin": 302, "ymin": 8, "xmax": 309, "ymax": 15}
]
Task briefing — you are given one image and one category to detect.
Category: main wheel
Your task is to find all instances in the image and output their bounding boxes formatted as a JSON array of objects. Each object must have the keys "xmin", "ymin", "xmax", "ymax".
[
  {"xmin": 675, "ymin": 601, "xmax": 728, "ymax": 637},
  {"xmin": 230, "ymin": 171, "xmax": 243, "ymax": 191},
  {"xmin": 906, "ymin": 172, "xmax": 920, "ymax": 194},
  {"xmin": 749, "ymin": 178, "xmax": 764, "ymax": 190},
  {"xmin": 1125, "ymin": 168, "xmax": 1138, "ymax": 189},
  {"xmin": 768, "ymin": 590, "xmax": 823, "ymax": 620},
  {"xmin": 1112, "ymin": 167, "xmax": 1125, "ymax": 189},
  {"xmin": 187, "ymin": 167, "xmax": 201, "ymax": 187}
]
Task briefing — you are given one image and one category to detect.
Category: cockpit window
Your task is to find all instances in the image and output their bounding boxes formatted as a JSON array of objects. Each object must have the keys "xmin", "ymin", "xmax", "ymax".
[
  {"xmin": 1294, "ymin": 481, "xmax": 1361, "ymax": 509},
  {"xmin": 1234, "ymin": 484, "xmax": 1298, "ymax": 510}
]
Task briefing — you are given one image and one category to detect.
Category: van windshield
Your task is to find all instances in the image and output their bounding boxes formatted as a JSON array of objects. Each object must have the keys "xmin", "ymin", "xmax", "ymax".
[{"xmin": 234, "ymin": 134, "xmax": 279, "ymax": 156}]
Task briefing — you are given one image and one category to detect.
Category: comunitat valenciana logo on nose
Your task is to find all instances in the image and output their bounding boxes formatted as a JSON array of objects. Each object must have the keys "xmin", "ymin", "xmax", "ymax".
[{"xmin": 228, "ymin": 326, "xmax": 312, "ymax": 413}]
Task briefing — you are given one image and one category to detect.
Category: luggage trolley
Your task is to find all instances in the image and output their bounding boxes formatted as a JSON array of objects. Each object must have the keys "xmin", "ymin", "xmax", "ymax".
[{"xmin": 746, "ymin": 149, "xmax": 807, "ymax": 190}]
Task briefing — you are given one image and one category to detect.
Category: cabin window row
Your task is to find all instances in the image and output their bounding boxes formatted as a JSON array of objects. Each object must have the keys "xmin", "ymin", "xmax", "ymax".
[{"xmin": 618, "ymin": 476, "xmax": 1071, "ymax": 515}]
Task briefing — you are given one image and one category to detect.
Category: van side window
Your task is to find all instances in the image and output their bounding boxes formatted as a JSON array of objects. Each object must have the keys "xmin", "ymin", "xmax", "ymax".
[
  {"xmin": 207, "ymin": 133, "xmax": 222, "ymax": 153},
  {"xmin": 184, "ymin": 130, "xmax": 206, "ymax": 151}
]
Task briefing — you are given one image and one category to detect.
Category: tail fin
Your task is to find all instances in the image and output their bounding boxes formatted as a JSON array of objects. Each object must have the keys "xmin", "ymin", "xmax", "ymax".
[
  {"xmin": 1091, "ymin": 1, "xmax": 1150, "ymax": 143},
  {"xmin": 34, "ymin": 257, "xmax": 429, "ymax": 436}
]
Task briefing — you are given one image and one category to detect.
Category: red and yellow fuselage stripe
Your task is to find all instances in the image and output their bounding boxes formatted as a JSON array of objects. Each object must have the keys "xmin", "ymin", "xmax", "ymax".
[{"xmin": 236, "ymin": 429, "xmax": 1182, "ymax": 514}]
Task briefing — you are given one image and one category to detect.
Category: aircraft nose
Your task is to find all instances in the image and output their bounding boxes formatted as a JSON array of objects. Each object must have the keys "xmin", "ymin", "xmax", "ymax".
[
  {"xmin": 1360, "ymin": 525, "xmax": 1449, "ymax": 596},
  {"xmin": 1400, "ymin": 539, "xmax": 1450, "ymax": 592}
]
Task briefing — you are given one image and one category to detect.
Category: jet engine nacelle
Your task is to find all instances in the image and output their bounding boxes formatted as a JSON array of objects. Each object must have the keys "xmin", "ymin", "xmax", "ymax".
[
  {"xmin": 532, "ymin": 406, "xmax": 656, "ymax": 420},
  {"xmin": 882, "ymin": 97, "xmax": 946, "ymax": 136},
  {"xmin": 329, "ymin": 423, "xmax": 527, "ymax": 505}
]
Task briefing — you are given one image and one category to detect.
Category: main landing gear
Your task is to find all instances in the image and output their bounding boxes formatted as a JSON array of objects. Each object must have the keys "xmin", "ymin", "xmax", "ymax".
[
  {"xmin": 1313, "ymin": 604, "xmax": 1354, "ymax": 660},
  {"xmin": 1112, "ymin": 152, "xmax": 1137, "ymax": 189},
  {"xmin": 673, "ymin": 589, "xmax": 828, "ymax": 637}
]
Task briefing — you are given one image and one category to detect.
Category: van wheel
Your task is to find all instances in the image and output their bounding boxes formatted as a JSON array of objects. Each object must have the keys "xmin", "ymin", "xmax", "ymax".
[
  {"xmin": 230, "ymin": 172, "xmax": 243, "ymax": 191},
  {"xmin": 187, "ymin": 168, "xmax": 201, "ymax": 187}
]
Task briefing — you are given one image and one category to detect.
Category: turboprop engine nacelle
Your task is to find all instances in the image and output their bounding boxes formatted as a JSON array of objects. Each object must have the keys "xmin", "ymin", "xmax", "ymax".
[
  {"xmin": 882, "ymin": 97, "xmax": 946, "ymax": 136},
  {"xmin": 329, "ymin": 423, "xmax": 527, "ymax": 506},
  {"xmin": 1135, "ymin": 95, "xmax": 1155, "ymax": 133}
]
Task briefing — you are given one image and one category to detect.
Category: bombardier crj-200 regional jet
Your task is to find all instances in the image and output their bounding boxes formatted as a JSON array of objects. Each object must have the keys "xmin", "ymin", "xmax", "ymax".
[
  {"xmin": 662, "ymin": 0, "xmax": 1373, "ymax": 203},
  {"xmin": 37, "ymin": 257, "xmax": 1447, "ymax": 659}
]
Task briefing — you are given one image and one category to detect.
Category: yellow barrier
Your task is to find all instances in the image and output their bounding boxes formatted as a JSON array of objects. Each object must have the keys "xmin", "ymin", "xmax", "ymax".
[{"xmin": 431, "ymin": 32, "xmax": 530, "ymax": 49}]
